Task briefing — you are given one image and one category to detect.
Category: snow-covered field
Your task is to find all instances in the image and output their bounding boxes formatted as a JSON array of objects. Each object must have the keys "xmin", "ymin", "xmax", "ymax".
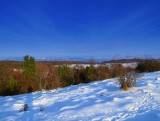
[
  {"xmin": 65, "ymin": 62, "xmax": 138, "ymax": 68},
  {"xmin": 1, "ymin": 72, "xmax": 160, "ymax": 121}
]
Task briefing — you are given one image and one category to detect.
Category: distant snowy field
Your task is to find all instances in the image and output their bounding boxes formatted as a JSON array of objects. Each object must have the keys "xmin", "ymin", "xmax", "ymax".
[
  {"xmin": 66, "ymin": 62, "xmax": 138, "ymax": 68},
  {"xmin": 1, "ymin": 72, "xmax": 160, "ymax": 121}
]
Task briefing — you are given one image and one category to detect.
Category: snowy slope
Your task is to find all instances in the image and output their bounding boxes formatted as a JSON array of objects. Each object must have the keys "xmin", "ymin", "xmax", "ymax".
[{"xmin": 1, "ymin": 72, "xmax": 160, "ymax": 121}]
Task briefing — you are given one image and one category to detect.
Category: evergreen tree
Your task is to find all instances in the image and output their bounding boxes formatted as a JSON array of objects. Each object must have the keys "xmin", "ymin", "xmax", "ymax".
[{"xmin": 23, "ymin": 55, "xmax": 36, "ymax": 78}]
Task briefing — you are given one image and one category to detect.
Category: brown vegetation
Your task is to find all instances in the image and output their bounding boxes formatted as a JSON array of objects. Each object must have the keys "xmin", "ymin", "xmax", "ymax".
[
  {"xmin": 136, "ymin": 59, "xmax": 160, "ymax": 72},
  {"xmin": 2, "ymin": 57, "xmax": 156, "ymax": 95},
  {"xmin": 117, "ymin": 72, "xmax": 138, "ymax": 91}
]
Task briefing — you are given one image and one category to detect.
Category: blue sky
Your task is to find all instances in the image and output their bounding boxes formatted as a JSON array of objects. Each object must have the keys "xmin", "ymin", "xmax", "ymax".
[{"xmin": 0, "ymin": 0, "xmax": 160, "ymax": 59}]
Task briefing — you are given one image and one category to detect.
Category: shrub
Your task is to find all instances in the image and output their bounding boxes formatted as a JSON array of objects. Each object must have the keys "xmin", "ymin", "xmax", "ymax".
[
  {"xmin": 6, "ymin": 76, "xmax": 20, "ymax": 95},
  {"xmin": 117, "ymin": 72, "xmax": 138, "ymax": 91},
  {"xmin": 136, "ymin": 59, "xmax": 160, "ymax": 72},
  {"xmin": 41, "ymin": 64, "xmax": 60, "ymax": 90},
  {"xmin": 73, "ymin": 66, "xmax": 87, "ymax": 84},
  {"xmin": 36, "ymin": 63, "xmax": 49, "ymax": 90},
  {"xmin": 73, "ymin": 68, "xmax": 84, "ymax": 84},
  {"xmin": 79, "ymin": 68, "xmax": 87, "ymax": 83},
  {"xmin": 96, "ymin": 65, "xmax": 111, "ymax": 80},
  {"xmin": 111, "ymin": 64, "xmax": 126, "ymax": 78},
  {"xmin": 45, "ymin": 65, "xmax": 58, "ymax": 89},
  {"xmin": 57, "ymin": 65, "xmax": 74, "ymax": 87},
  {"xmin": 86, "ymin": 66, "xmax": 98, "ymax": 82},
  {"xmin": 0, "ymin": 63, "xmax": 13, "ymax": 96}
]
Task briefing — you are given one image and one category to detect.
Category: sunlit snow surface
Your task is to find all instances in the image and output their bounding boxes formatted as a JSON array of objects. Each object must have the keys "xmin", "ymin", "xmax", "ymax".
[{"xmin": 1, "ymin": 72, "xmax": 160, "ymax": 121}]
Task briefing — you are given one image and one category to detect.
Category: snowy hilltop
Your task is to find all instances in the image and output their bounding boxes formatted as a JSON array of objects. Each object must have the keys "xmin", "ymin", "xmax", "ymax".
[{"xmin": 1, "ymin": 72, "xmax": 160, "ymax": 121}]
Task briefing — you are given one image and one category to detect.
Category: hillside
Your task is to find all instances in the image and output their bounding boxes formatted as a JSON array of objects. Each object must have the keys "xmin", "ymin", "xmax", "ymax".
[{"xmin": 1, "ymin": 72, "xmax": 160, "ymax": 121}]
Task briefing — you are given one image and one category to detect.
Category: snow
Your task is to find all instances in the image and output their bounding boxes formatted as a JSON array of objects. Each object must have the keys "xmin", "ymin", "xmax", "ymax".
[
  {"xmin": 1, "ymin": 72, "xmax": 160, "ymax": 121},
  {"xmin": 58, "ymin": 62, "xmax": 138, "ymax": 69},
  {"xmin": 122, "ymin": 62, "xmax": 137, "ymax": 68}
]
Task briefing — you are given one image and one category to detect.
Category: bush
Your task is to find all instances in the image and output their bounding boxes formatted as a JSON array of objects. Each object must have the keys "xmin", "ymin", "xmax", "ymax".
[
  {"xmin": 136, "ymin": 59, "xmax": 160, "ymax": 72},
  {"xmin": 57, "ymin": 65, "xmax": 74, "ymax": 87},
  {"xmin": 86, "ymin": 66, "xmax": 98, "ymax": 82},
  {"xmin": 6, "ymin": 76, "xmax": 20, "ymax": 95},
  {"xmin": 0, "ymin": 63, "xmax": 14, "ymax": 96},
  {"xmin": 96, "ymin": 65, "xmax": 111, "ymax": 80},
  {"xmin": 36, "ymin": 63, "xmax": 49, "ymax": 90},
  {"xmin": 111, "ymin": 64, "xmax": 126, "ymax": 78},
  {"xmin": 45, "ymin": 65, "xmax": 60, "ymax": 89},
  {"xmin": 73, "ymin": 67, "xmax": 86, "ymax": 84},
  {"xmin": 117, "ymin": 72, "xmax": 138, "ymax": 91}
]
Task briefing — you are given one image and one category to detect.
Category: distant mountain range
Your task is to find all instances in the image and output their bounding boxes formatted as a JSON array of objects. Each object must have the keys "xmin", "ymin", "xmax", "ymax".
[
  {"xmin": 0, "ymin": 57, "xmax": 159, "ymax": 63},
  {"xmin": 0, "ymin": 57, "xmax": 107, "ymax": 62}
]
